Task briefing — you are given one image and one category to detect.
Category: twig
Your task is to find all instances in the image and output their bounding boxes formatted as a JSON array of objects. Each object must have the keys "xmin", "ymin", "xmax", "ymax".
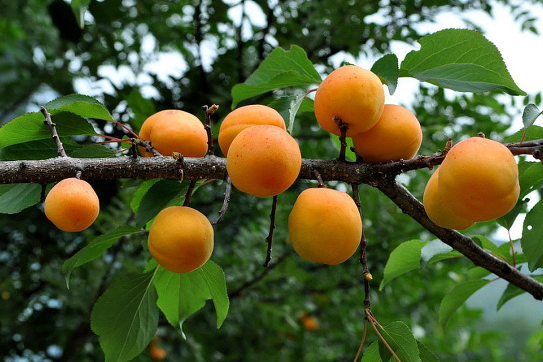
[
  {"xmin": 352, "ymin": 184, "xmax": 372, "ymax": 308},
  {"xmin": 263, "ymin": 195, "xmax": 278, "ymax": 267},
  {"xmin": 334, "ymin": 116, "xmax": 349, "ymax": 161},
  {"xmin": 183, "ymin": 179, "xmax": 198, "ymax": 206},
  {"xmin": 202, "ymin": 104, "xmax": 219, "ymax": 156},
  {"xmin": 353, "ymin": 316, "xmax": 368, "ymax": 362},
  {"xmin": 313, "ymin": 169, "xmax": 326, "ymax": 188},
  {"xmin": 214, "ymin": 175, "xmax": 232, "ymax": 224},
  {"xmin": 134, "ymin": 138, "xmax": 162, "ymax": 157},
  {"xmin": 41, "ymin": 107, "xmax": 67, "ymax": 157}
]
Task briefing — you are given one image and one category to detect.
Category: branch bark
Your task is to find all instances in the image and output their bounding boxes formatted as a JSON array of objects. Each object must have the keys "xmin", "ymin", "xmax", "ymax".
[{"xmin": 1, "ymin": 139, "xmax": 543, "ymax": 299}]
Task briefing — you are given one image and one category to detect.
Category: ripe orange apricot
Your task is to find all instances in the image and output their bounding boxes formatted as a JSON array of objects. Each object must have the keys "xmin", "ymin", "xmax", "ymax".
[
  {"xmin": 44, "ymin": 177, "xmax": 100, "ymax": 232},
  {"xmin": 218, "ymin": 104, "xmax": 286, "ymax": 156},
  {"xmin": 226, "ymin": 125, "xmax": 301, "ymax": 197},
  {"xmin": 148, "ymin": 206, "xmax": 214, "ymax": 273},
  {"xmin": 423, "ymin": 169, "xmax": 474, "ymax": 230},
  {"xmin": 352, "ymin": 104, "xmax": 422, "ymax": 162},
  {"xmin": 314, "ymin": 65, "xmax": 385, "ymax": 137},
  {"xmin": 138, "ymin": 109, "xmax": 208, "ymax": 157},
  {"xmin": 423, "ymin": 137, "xmax": 519, "ymax": 229},
  {"xmin": 437, "ymin": 137, "xmax": 519, "ymax": 222},
  {"xmin": 288, "ymin": 188, "xmax": 362, "ymax": 265}
]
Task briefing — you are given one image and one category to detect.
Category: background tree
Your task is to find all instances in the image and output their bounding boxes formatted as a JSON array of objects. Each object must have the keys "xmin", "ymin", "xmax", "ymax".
[{"xmin": 1, "ymin": 1, "xmax": 543, "ymax": 361}]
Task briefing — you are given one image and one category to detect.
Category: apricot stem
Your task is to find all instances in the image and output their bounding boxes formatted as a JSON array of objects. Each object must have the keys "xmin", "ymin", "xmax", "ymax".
[
  {"xmin": 352, "ymin": 316, "xmax": 367, "ymax": 362},
  {"xmin": 334, "ymin": 116, "xmax": 349, "ymax": 161},
  {"xmin": 263, "ymin": 195, "xmax": 278, "ymax": 267},
  {"xmin": 183, "ymin": 179, "xmax": 198, "ymax": 206},
  {"xmin": 214, "ymin": 175, "xmax": 232, "ymax": 225},
  {"xmin": 202, "ymin": 104, "xmax": 219, "ymax": 155},
  {"xmin": 312, "ymin": 169, "xmax": 325, "ymax": 188},
  {"xmin": 41, "ymin": 107, "xmax": 67, "ymax": 158},
  {"xmin": 134, "ymin": 138, "xmax": 162, "ymax": 157}
]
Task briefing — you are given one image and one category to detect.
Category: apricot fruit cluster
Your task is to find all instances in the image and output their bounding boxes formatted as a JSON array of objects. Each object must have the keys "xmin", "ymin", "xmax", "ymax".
[
  {"xmin": 423, "ymin": 137, "xmax": 520, "ymax": 230},
  {"xmin": 148, "ymin": 206, "xmax": 214, "ymax": 273},
  {"xmin": 314, "ymin": 65, "xmax": 422, "ymax": 163},
  {"xmin": 288, "ymin": 187, "xmax": 362, "ymax": 265},
  {"xmin": 44, "ymin": 177, "xmax": 100, "ymax": 232},
  {"xmin": 139, "ymin": 109, "xmax": 208, "ymax": 157}
]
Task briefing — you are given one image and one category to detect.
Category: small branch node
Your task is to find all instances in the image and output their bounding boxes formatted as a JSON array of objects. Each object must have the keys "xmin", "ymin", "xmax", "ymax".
[
  {"xmin": 334, "ymin": 116, "xmax": 349, "ymax": 161},
  {"xmin": 173, "ymin": 152, "xmax": 185, "ymax": 182},
  {"xmin": 202, "ymin": 104, "xmax": 219, "ymax": 156},
  {"xmin": 313, "ymin": 169, "xmax": 326, "ymax": 188}
]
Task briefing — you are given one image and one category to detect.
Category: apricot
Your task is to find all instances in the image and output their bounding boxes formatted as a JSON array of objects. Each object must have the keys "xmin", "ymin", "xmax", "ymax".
[
  {"xmin": 288, "ymin": 188, "xmax": 362, "ymax": 265},
  {"xmin": 44, "ymin": 178, "xmax": 100, "ymax": 232},
  {"xmin": 138, "ymin": 109, "xmax": 208, "ymax": 157},
  {"xmin": 352, "ymin": 104, "xmax": 422, "ymax": 162},
  {"xmin": 423, "ymin": 137, "xmax": 519, "ymax": 229},
  {"xmin": 437, "ymin": 137, "xmax": 519, "ymax": 222},
  {"xmin": 148, "ymin": 206, "xmax": 214, "ymax": 273},
  {"xmin": 226, "ymin": 125, "xmax": 301, "ymax": 197},
  {"xmin": 423, "ymin": 169, "xmax": 474, "ymax": 230},
  {"xmin": 314, "ymin": 65, "xmax": 385, "ymax": 137},
  {"xmin": 218, "ymin": 104, "xmax": 286, "ymax": 156}
]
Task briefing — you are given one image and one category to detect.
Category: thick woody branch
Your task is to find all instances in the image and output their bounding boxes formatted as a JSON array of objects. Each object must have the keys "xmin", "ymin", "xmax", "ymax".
[{"xmin": 375, "ymin": 176, "xmax": 543, "ymax": 301}]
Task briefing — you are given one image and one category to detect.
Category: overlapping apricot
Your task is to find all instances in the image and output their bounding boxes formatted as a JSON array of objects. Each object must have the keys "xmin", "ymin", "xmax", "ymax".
[
  {"xmin": 314, "ymin": 65, "xmax": 385, "ymax": 137},
  {"xmin": 148, "ymin": 206, "xmax": 214, "ymax": 273},
  {"xmin": 423, "ymin": 137, "xmax": 519, "ymax": 229},
  {"xmin": 352, "ymin": 104, "xmax": 422, "ymax": 163},
  {"xmin": 44, "ymin": 177, "xmax": 100, "ymax": 232},
  {"xmin": 288, "ymin": 187, "xmax": 362, "ymax": 265},
  {"xmin": 218, "ymin": 104, "xmax": 286, "ymax": 156},
  {"xmin": 139, "ymin": 109, "xmax": 208, "ymax": 157},
  {"xmin": 226, "ymin": 125, "xmax": 301, "ymax": 197}
]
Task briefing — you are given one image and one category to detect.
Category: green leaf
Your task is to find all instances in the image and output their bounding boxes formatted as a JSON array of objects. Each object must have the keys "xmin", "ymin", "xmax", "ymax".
[
  {"xmin": 70, "ymin": 0, "xmax": 91, "ymax": 29},
  {"xmin": 0, "ymin": 184, "xmax": 42, "ymax": 214},
  {"xmin": 0, "ymin": 138, "xmax": 81, "ymax": 161},
  {"xmin": 497, "ymin": 275, "xmax": 543, "ymax": 310},
  {"xmin": 91, "ymin": 270, "xmax": 159, "ymax": 362},
  {"xmin": 45, "ymin": 94, "xmax": 114, "ymax": 121},
  {"xmin": 400, "ymin": 29, "xmax": 526, "ymax": 95},
  {"xmin": 154, "ymin": 260, "xmax": 229, "ymax": 337},
  {"xmin": 518, "ymin": 160, "xmax": 543, "ymax": 199},
  {"xmin": 471, "ymin": 235, "xmax": 500, "ymax": 254},
  {"xmin": 360, "ymin": 341, "xmax": 382, "ymax": 362},
  {"xmin": 371, "ymin": 53, "xmax": 399, "ymax": 95},
  {"xmin": 62, "ymin": 225, "xmax": 142, "ymax": 288},
  {"xmin": 377, "ymin": 321, "xmax": 419, "ymax": 362},
  {"xmin": 417, "ymin": 341, "xmax": 440, "ymax": 362},
  {"xmin": 331, "ymin": 133, "xmax": 357, "ymax": 162},
  {"xmin": 522, "ymin": 103, "xmax": 543, "ymax": 128},
  {"xmin": 421, "ymin": 240, "xmax": 461, "ymax": 267},
  {"xmin": 0, "ymin": 111, "xmax": 97, "ymax": 149},
  {"xmin": 69, "ymin": 144, "xmax": 117, "ymax": 158},
  {"xmin": 267, "ymin": 95, "xmax": 314, "ymax": 134},
  {"xmin": 135, "ymin": 179, "xmax": 187, "ymax": 227},
  {"xmin": 505, "ymin": 125, "xmax": 543, "ymax": 143},
  {"xmin": 439, "ymin": 279, "xmax": 490, "ymax": 328},
  {"xmin": 522, "ymin": 200, "xmax": 543, "ymax": 272},
  {"xmin": 231, "ymin": 45, "xmax": 321, "ymax": 108},
  {"xmin": 380, "ymin": 240, "xmax": 426, "ymax": 290}
]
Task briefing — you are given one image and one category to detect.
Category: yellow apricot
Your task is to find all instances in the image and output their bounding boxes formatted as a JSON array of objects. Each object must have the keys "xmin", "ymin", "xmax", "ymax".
[
  {"xmin": 437, "ymin": 137, "xmax": 519, "ymax": 222},
  {"xmin": 314, "ymin": 65, "xmax": 385, "ymax": 137},
  {"xmin": 288, "ymin": 188, "xmax": 362, "ymax": 265},
  {"xmin": 352, "ymin": 104, "xmax": 422, "ymax": 162},
  {"xmin": 218, "ymin": 104, "xmax": 286, "ymax": 156},
  {"xmin": 423, "ymin": 169, "xmax": 474, "ymax": 230},
  {"xmin": 44, "ymin": 178, "xmax": 100, "ymax": 232},
  {"xmin": 226, "ymin": 125, "xmax": 301, "ymax": 197},
  {"xmin": 148, "ymin": 206, "xmax": 214, "ymax": 273},
  {"xmin": 138, "ymin": 110, "xmax": 208, "ymax": 157}
]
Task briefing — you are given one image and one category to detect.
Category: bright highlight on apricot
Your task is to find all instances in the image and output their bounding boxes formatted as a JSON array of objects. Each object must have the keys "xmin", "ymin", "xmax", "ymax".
[
  {"xmin": 288, "ymin": 188, "xmax": 362, "ymax": 265},
  {"xmin": 218, "ymin": 104, "xmax": 286, "ymax": 156},
  {"xmin": 353, "ymin": 104, "xmax": 422, "ymax": 163},
  {"xmin": 44, "ymin": 177, "xmax": 100, "ymax": 232},
  {"xmin": 139, "ymin": 109, "xmax": 208, "ymax": 157},
  {"xmin": 148, "ymin": 206, "xmax": 214, "ymax": 273},
  {"xmin": 423, "ymin": 137, "xmax": 519, "ymax": 229},
  {"xmin": 314, "ymin": 64, "xmax": 385, "ymax": 137},
  {"xmin": 226, "ymin": 125, "xmax": 301, "ymax": 197}
]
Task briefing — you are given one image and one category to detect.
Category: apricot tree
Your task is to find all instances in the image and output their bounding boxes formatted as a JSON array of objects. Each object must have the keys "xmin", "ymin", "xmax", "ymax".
[{"xmin": 2, "ymin": 27, "xmax": 543, "ymax": 362}]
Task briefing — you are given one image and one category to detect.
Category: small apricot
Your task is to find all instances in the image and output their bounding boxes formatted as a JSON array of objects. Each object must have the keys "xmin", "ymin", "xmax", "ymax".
[
  {"xmin": 288, "ymin": 188, "xmax": 362, "ymax": 265},
  {"xmin": 352, "ymin": 104, "xmax": 422, "ymax": 163},
  {"xmin": 44, "ymin": 178, "xmax": 100, "ymax": 232},
  {"xmin": 423, "ymin": 169, "xmax": 474, "ymax": 230},
  {"xmin": 437, "ymin": 137, "xmax": 519, "ymax": 222},
  {"xmin": 314, "ymin": 65, "xmax": 385, "ymax": 137},
  {"xmin": 138, "ymin": 110, "xmax": 208, "ymax": 157},
  {"xmin": 226, "ymin": 125, "xmax": 301, "ymax": 197},
  {"xmin": 218, "ymin": 104, "xmax": 286, "ymax": 156},
  {"xmin": 148, "ymin": 206, "xmax": 214, "ymax": 273}
]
